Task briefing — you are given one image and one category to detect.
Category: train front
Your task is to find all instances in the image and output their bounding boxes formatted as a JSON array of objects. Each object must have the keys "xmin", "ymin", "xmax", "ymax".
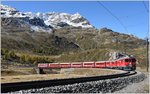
[
  {"xmin": 123, "ymin": 57, "xmax": 136, "ymax": 71},
  {"xmin": 111, "ymin": 52, "xmax": 137, "ymax": 71}
]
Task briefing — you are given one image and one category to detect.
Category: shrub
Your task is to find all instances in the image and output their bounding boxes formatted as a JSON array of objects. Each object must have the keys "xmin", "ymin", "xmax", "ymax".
[{"xmin": 1, "ymin": 49, "xmax": 18, "ymax": 60}]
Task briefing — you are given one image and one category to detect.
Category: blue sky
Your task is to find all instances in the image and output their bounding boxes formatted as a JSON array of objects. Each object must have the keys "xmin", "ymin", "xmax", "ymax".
[{"xmin": 1, "ymin": 1, "xmax": 149, "ymax": 39}]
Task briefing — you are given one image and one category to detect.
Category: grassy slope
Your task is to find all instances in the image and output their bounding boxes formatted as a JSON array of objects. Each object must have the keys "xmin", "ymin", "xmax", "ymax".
[
  {"xmin": 55, "ymin": 27, "xmax": 145, "ymax": 50},
  {"xmin": 1, "ymin": 27, "xmax": 146, "ymax": 68},
  {"xmin": 1, "ymin": 31, "xmax": 79, "ymax": 55},
  {"xmin": 53, "ymin": 28, "xmax": 146, "ymax": 67},
  {"xmin": 55, "ymin": 47, "xmax": 146, "ymax": 68},
  {"xmin": 56, "ymin": 49, "xmax": 110, "ymax": 62}
]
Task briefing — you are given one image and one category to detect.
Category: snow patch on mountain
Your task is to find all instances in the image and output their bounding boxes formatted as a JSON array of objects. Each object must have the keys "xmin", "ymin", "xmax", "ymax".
[
  {"xmin": 31, "ymin": 26, "xmax": 52, "ymax": 33},
  {"xmin": 1, "ymin": 4, "xmax": 16, "ymax": 12}
]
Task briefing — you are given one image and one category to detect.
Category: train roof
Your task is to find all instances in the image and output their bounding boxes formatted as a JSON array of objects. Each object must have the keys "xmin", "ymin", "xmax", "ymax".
[{"xmin": 38, "ymin": 55, "xmax": 135, "ymax": 64}]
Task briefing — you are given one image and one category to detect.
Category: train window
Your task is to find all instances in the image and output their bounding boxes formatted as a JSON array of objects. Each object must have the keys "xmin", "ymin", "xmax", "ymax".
[
  {"xmin": 125, "ymin": 59, "xmax": 129, "ymax": 62},
  {"xmin": 128, "ymin": 59, "xmax": 131, "ymax": 62},
  {"xmin": 132, "ymin": 59, "xmax": 136, "ymax": 62}
]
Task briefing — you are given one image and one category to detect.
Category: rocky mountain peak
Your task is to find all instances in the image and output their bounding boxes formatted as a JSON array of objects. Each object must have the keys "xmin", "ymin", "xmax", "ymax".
[
  {"xmin": 1, "ymin": 4, "xmax": 17, "ymax": 12},
  {"xmin": 1, "ymin": 4, "xmax": 94, "ymax": 32}
]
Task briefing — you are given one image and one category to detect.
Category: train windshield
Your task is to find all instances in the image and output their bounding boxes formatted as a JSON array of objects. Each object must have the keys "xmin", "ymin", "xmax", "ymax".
[
  {"xmin": 125, "ymin": 59, "xmax": 129, "ymax": 62},
  {"xmin": 125, "ymin": 58, "xmax": 136, "ymax": 62},
  {"xmin": 132, "ymin": 59, "xmax": 136, "ymax": 62}
]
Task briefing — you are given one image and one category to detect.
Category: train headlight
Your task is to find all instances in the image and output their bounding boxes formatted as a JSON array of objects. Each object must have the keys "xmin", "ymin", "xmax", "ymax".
[{"xmin": 129, "ymin": 62, "xmax": 132, "ymax": 66}]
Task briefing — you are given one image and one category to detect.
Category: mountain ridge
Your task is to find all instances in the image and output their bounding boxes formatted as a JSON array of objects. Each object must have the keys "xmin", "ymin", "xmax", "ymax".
[{"xmin": 1, "ymin": 4, "xmax": 94, "ymax": 32}]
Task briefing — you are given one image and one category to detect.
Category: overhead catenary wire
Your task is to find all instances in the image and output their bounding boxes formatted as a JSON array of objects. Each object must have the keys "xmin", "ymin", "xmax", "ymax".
[
  {"xmin": 97, "ymin": 1, "xmax": 128, "ymax": 34},
  {"xmin": 142, "ymin": 1, "xmax": 149, "ymax": 13},
  {"xmin": 142, "ymin": 1, "xmax": 149, "ymax": 37},
  {"xmin": 97, "ymin": 1, "xmax": 129, "ymax": 54}
]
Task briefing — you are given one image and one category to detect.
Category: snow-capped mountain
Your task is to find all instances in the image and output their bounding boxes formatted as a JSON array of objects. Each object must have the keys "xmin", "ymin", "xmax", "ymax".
[
  {"xmin": 1, "ymin": 4, "xmax": 25, "ymax": 17},
  {"xmin": 1, "ymin": 4, "xmax": 94, "ymax": 32},
  {"xmin": 40, "ymin": 12, "xmax": 93, "ymax": 28}
]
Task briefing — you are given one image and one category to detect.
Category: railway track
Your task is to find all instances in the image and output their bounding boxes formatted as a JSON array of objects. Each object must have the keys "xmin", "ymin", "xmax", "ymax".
[{"xmin": 1, "ymin": 70, "xmax": 137, "ymax": 93}]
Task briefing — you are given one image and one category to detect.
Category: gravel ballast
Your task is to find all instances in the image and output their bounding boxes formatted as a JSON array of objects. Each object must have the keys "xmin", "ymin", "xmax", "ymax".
[{"xmin": 11, "ymin": 71, "xmax": 146, "ymax": 93}]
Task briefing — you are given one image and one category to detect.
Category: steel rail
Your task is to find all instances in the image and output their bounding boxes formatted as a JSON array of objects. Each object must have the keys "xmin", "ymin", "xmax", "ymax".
[{"xmin": 1, "ymin": 70, "xmax": 137, "ymax": 93}]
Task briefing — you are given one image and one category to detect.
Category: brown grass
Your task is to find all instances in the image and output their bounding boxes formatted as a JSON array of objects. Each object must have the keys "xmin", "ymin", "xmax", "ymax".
[
  {"xmin": 1, "ymin": 68, "xmax": 36, "ymax": 76},
  {"xmin": 1, "ymin": 68, "xmax": 121, "ymax": 83},
  {"xmin": 143, "ymin": 84, "xmax": 149, "ymax": 93}
]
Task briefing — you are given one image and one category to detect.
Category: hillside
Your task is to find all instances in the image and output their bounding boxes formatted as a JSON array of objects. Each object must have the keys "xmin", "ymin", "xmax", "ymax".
[
  {"xmin": 1, "ymin": 27, "xmax": 146, "ymax": 67},
  {"xmin": 1, "ymin": 31, "xmax": 80, "ymax": 55},
  {"xmin": 55, "ymin": 27, "xmax": 145, "ymax": 50},
  {"xmin": 1, "ymin": 4, "xmax": 146, "ymax": 68}
]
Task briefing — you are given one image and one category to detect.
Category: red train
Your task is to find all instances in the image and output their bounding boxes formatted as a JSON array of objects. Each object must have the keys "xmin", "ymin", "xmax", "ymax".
[{"xmin": 38, "ymin": 55, "xmax": 136, "ymax": 71}]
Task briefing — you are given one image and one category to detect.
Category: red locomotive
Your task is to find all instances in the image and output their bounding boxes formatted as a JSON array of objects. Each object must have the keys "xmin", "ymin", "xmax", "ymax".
[{"xmin": 38, "ymin": 53, "xmax": 136, "ymax": 71}]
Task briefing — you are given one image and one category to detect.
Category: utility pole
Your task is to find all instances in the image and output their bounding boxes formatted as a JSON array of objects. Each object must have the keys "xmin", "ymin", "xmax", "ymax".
[
  {"xmin": 146, "ymin": 37, "xmax": 149, "ymax": 72},
  {"xmin": 142, "ymin": 1, "xmax": 149, "ymax": 72}
]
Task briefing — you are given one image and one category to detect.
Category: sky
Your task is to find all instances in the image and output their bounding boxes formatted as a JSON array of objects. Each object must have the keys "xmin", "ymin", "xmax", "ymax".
[{"xmin": 1, "ymin": 1, "xmax": 149, "ymax": 39}]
